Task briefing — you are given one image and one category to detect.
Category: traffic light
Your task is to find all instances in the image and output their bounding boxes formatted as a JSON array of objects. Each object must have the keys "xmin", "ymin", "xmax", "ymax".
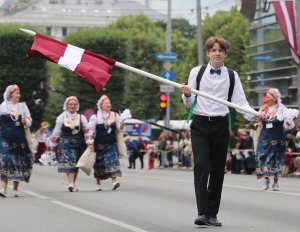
[
  {"xmin": 159, "ymin": 93, "xmax": 167, "ymax": 119},
  {"xmin": 160, "ymin": 93, "xmax": 167, "ymax": 109}
]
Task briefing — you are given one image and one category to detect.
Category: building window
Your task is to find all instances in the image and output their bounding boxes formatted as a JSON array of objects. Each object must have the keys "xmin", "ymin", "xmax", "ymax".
[
  {"xmin": 46, "ymin": 27, "xmax": 51, "ymax": 35},
  {"xmin": 62, "ymin": 27, "xmax": 67, "ymax": 36}
]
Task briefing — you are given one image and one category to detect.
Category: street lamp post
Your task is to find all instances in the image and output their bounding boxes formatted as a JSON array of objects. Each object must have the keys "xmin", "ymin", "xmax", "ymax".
[
  {"xmin": 296, "ymin": 0, "xmax": 300, "ymax": 117},
  {"xmin": 165, "ymin": 0, "xmax": 172, "ymax": 128},
  {"xmin": 196, "ymin": 0, "xmax": 204, "ymax": 65}
]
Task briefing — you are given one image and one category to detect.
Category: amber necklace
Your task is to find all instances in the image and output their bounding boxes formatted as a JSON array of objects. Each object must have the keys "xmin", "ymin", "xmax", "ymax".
[
  {"xmin": 266, "ymin": 104, "xmax": 279, "ymax": 120},
  {"xmin": 6, "ymin": 102, "xmax": 19, "ymax": 122}
]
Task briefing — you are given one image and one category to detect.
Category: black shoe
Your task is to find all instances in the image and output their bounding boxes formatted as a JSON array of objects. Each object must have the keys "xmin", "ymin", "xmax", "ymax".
[
  {"xmin": 207, "ymin": 217, "xmax": 222, "ymax": 226},
  {"xmin": 194, "ymin": 215, "xmax": 208, "ymax": 226},
  {"xmin": 112, "ymin": 182, "xmax": 120, "ymax": 190}
]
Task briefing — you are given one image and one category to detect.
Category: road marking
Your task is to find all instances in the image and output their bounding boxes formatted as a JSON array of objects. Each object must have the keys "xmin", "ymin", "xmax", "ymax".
[
  {"xmin": 22, "ymin": 190, "xmax": 148, "ymax": 232},
  {"xmin": 22, "ymin": 190, "xmax": 50, "ymax": 200},
  {"xmin": 224, "ymin": 184, "xmax": 300, "ymax": 197},
  {"xmin": 52, "ymin": 201, "xmax": 148, "ymax": 232}
]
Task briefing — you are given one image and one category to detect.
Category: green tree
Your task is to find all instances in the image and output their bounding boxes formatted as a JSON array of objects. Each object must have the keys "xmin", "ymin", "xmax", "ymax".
[
  {"xmin": 0, "ymin": 24, "xmax": 48, "ymax": 130},
  {"xmin": 155, "ymin": 18, "xmax": 197, "ymax": 40},
  {"xmin": 44, "ymin": 28, "xmax": 128, "ymax": 123},
  {"xmin": 109, "ymin": 15, "xmax": 165, "ymax": 120},
  {"xmin": 109, "ymin": 15, "xmax": 193, "ymax": 121}
]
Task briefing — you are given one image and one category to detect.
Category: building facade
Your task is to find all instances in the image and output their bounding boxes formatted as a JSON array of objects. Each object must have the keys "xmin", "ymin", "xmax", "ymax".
[
  {"xmin": 0, "ymin": 0, "xmax": 166, "ymax": 40},
  {"xmin": 239, "ymin": 0, "xmax": 298, "ymax": 110}
]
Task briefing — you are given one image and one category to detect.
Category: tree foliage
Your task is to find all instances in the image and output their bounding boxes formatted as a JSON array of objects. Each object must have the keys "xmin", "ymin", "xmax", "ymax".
[
  {"xmin": 108, "ymin": 15, "xmax": 166, "ymax": 119},
  {"xmin": 0, "ymin": 24, "xmax": 48, "ymax": 130},
  {"xmin": 44, "ymin": 28, "xmax": 128, "ymax": 125}
]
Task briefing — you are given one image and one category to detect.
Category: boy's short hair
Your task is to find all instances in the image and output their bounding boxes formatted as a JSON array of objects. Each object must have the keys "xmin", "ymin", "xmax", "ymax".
[{"xmin": 205, "ymin": 36, "xmax": 230, "ymax": 54}]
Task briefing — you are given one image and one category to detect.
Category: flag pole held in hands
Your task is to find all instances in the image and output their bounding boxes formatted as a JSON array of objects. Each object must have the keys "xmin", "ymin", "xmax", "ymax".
[
  {"xmin": 115, "ymin": 62, "xmax": 259, "ymax": 116},
  {"xmin": 20, "ymin": 28, "xmax": 259, "ymax": 117}
]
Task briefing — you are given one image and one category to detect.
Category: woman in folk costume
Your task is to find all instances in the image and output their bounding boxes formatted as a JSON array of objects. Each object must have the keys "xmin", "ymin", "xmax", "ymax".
[
  {"xmin": 0, "ymin": 84, "xmax": 33, "ymax": 197},
  {"xmin": 50, "ymin": 96, "xmax": 89, "ymax": 192},
  {"xmin": 256, "ymin": 88, "xmax": 298, "ymax": 191},
  {"xmin": 87, "ymin": 95, "xmax": 125, "ymax": 191}
]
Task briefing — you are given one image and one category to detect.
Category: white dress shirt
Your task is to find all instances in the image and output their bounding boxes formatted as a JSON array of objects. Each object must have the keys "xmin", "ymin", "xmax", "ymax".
[{"xmin": 182, "ymin": 64, "xmax": 255, "ymax": 121}]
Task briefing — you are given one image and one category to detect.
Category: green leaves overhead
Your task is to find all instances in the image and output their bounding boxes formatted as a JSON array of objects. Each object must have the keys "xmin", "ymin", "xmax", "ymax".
[{"xmin": 0, "ymin": 24, "xmax": 48, "ymax": 130}]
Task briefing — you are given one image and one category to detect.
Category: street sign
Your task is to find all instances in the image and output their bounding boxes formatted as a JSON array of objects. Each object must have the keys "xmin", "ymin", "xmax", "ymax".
[
  {"xmin": 161, "ymin": 70, "xmax": 175, "ymax": 81},
  {"xmin": 163, "ymin": 62, "xmax": 172, "ymax": 70},
  {"xmin": 252, "ymin": 54, "xmax": 273, "ymax": 62},
  {"xmin": 160, "ymin": 84, "xmax": 175, "ymax": 93},
  {"xmin": 84, "ymin": 109, "xmax": 95, "ymax": 120},
  {"xmin": 156, "ymin": 52, "xmax": 177, "ymax": 61}
]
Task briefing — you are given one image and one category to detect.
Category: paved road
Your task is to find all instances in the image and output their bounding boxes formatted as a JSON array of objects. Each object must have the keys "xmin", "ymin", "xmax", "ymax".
[{"xmin": 1, "ymin": 158, "xmax": 299, "ymax": 232}]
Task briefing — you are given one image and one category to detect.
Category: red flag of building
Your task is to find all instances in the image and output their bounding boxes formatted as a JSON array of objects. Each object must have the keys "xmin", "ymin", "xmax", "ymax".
[
  {"xmin": 27, "ymin": 34, "xmax": 116, "ymax": 92},
  {"xmin": 272, "ymin": 0, "xmax": 300, "ymax": 65}
]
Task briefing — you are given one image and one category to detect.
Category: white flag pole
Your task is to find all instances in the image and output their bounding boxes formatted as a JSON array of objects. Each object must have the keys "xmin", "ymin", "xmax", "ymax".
[
  {"xmin": 20, "ymin": 28, "xmax": 36, "ymax": 36},
  {"xmin": 20, "ymin": 28, "xmax": 259, "ymax": 117},
  {"xmin": 115, "ymin": 62, "xmax": 259, "ymax": 116}
]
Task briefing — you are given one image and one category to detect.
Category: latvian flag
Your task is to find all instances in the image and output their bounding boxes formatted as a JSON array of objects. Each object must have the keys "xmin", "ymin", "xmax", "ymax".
[
  {"xmin": 27, "ymin": 34, "xmax": 116, "ymax": 92},
  {"xmin": 272, "ymin": 0, "xmax": 300, "ymax": 65}
]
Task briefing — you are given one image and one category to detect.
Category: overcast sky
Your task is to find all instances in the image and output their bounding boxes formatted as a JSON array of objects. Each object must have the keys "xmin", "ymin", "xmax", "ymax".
[{"xmin": 136, "ymin": 0, "xmax": 236, "ymax": 25}]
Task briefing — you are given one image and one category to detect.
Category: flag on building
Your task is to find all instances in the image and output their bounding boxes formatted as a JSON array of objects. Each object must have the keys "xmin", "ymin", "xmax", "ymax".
[
  {"xmin": 272, "ymin": 0, "xmax": 300, "ymax": 65},
  {"xmin": 27, "ymin": 34, "xmax": 116, "ymax": 92}
]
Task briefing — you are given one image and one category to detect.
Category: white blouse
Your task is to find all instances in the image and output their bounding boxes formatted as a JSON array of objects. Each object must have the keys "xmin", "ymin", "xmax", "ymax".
[
  {"xmin": 0, "ymin": 101, "xmax": 32, "ymax": 128},
  {"xmin": 86, "ymin": 111, "xmax": 122, "ymax": 145},
  {"xmin": 50, "ymin": 111, "xmax": 89, "ymax": 147}
]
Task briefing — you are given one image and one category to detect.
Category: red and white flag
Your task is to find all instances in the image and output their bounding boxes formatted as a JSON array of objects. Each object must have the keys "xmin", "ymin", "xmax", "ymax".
[
  {"xmin": 27, "ymin": 34, "xmax": 116, "ymax": 92},
  {"xmin": 272, "ymin": 0, "xmax": 300, "ymax": 65}
]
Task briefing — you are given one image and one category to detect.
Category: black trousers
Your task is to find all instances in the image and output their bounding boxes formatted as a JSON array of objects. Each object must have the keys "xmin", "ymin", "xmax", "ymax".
[{"xmin": 191, "ymin": 115, "xmax": 229, "ymax": 217}]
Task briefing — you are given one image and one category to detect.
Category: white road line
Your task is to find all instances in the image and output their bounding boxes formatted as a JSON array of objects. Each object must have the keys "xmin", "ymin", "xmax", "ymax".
[
  {"xmin": 52, "ymin": 201, "xmax": 148, "ymax": 232},
  {"xmin": 22, "ymin": 190, "xmax": 149, "ymax": 232},
  {"xmin": 22, "ymin": 190, "xmax": 50, "ymax": 200},
  {"xmin": 223, "ymin": 184, "xmax": 300, "ymax": 197}
]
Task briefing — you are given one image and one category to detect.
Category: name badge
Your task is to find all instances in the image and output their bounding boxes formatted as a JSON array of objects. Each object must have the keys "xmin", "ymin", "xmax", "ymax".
[
  {"xmin": 107, "ymin": 127, "xmax": 112, "ymax": 134},
  {"xmin": 266, "ymin": 123, "xmax": 273, "ymax": 129}
]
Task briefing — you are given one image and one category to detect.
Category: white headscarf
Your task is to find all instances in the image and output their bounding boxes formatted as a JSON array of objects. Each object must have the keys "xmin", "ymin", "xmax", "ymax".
[
  {"xmin": 97, "ymin": 95, "xmax": 110, "ymax": 111},
  {"xmin": 266, "ymin": 88, "xmax": 282, "ymax": 105},
  {"xmin": 63, "ymin": 96, "xmax": 79, "ymax": 111},
  {"xmin": 265, "ymin": 88, "xmax": 299, "ymax": 122},
  {"xmin": 3, "ymin": 84, "xmax": 19, "ymax": 102}
]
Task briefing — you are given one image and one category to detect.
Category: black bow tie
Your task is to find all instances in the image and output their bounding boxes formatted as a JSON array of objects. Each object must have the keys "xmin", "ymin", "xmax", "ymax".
[{"xmin": 210, "ymin": 68, "xmax": 221, "ymax": 75}]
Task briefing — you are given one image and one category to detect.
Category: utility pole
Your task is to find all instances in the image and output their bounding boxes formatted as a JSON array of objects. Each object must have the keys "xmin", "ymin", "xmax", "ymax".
[
  {"xmin": 165, "ymin": 0, "xmax": 172, "ymax": 128},
  {"xmin": 196, "ymin": 0, "xmax": 204, "ymax": 65}
]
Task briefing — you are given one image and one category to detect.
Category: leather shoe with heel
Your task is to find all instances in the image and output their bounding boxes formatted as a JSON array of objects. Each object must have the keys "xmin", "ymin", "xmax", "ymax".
[
  {"xmin": 207, "ymin": 217, "xmax": 222, "ymax": 226},
  {"xmin": 194, "ymin": 215, "xmax": 208, "ymax": 226}
]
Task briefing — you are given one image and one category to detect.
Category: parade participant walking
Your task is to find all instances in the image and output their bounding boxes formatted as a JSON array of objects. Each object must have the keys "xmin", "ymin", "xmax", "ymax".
[
  {"xmin": 87, "ymin": 95, "xmax": 125, "ymax": 191},
  {"xmin": 146, "ymin": 139, "xmax": 157, "ymax": 170},
  {"xmin": 256, "ymin": 88, "xmax": 298, "ymax": 191},
  {"xmin": 0, "ymin": 84, "xmax": 33, "ymax": 197},
  {"xmin": 50, "ymin": 96, "xmax": 89, "ymax": 192},
  {"xmin": 181, "ymin": 36, "xmax": 260, "ymax": 227},
  {"xmin": 35, "ymin": 122, "xmax": 50, "ymax": 163},
  {"xmin": 137, "ymin": 137, "xmax": 147, "ymax": 169}
]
